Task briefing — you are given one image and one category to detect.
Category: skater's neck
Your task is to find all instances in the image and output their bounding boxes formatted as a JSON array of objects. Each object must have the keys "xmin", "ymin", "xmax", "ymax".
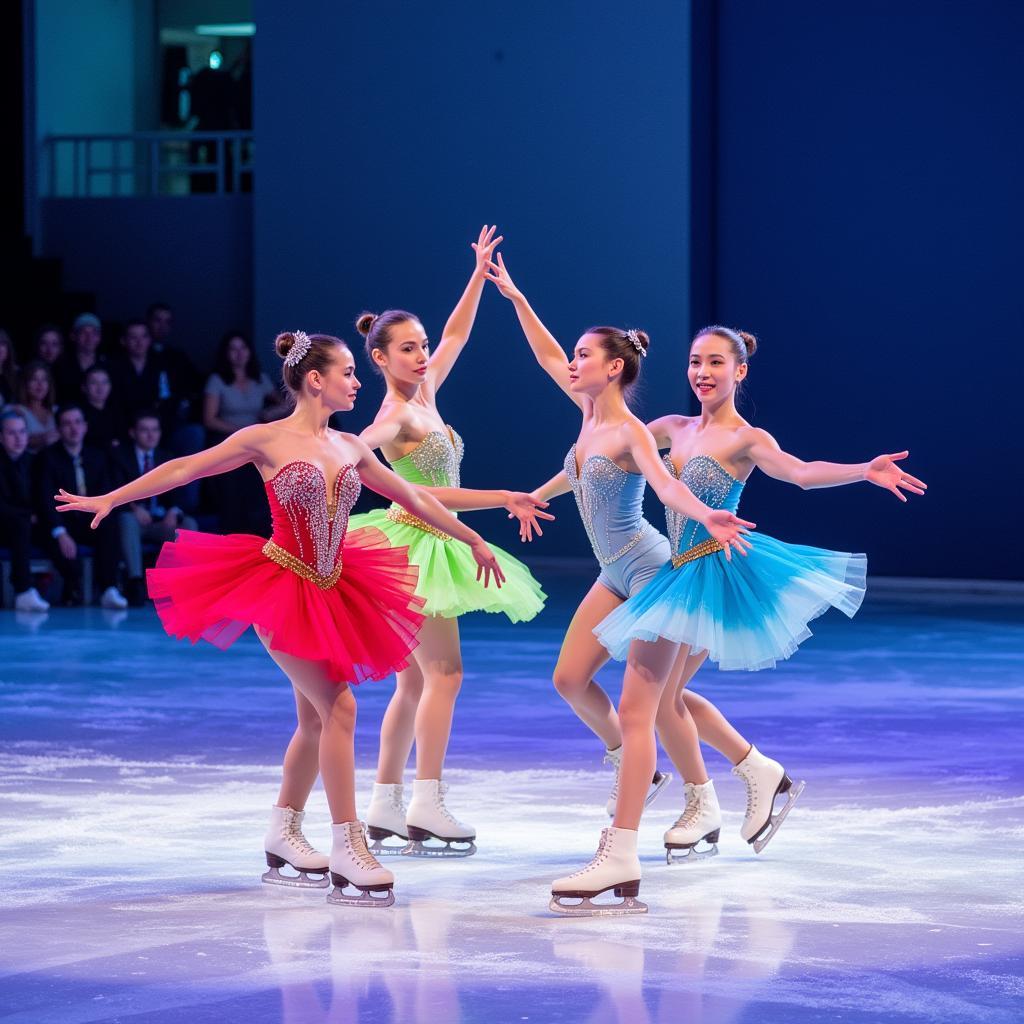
[
  {"xmin": 590, "ymin": 386, "xmax": 630, "ymax": 425},
  {"xmin": 286, "ymin": 399, "xmax": 334, "ymax": 437}
]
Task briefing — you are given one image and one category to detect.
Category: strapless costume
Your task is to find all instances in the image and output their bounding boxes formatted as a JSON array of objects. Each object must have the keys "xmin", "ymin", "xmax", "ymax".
[
  {"xmin": 564, "ymin": 444, "xmax": 672, "ymax": 600},
  {"xmin": 594, "ymin": 455, "xmax": 867, "ymax": 671},
  {"xmin": 146, "ymin": 461, "xmax": 426, "ymax": 683},
  {"xmin": 349, "ymin": 427, "xmax": 545, "ymax": 621}
]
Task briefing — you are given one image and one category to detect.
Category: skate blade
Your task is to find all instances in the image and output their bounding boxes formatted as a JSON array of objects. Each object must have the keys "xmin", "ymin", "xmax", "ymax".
[
  {"xmin": 368, "ymin": 838, "xmax": 410, "ymax": 857},
  {"xmin": 261, "ymin": 866, "xmax": 330, "ymax": 889},
  {"xmin": 752, "ymin": 779, "xmax": 806, "ymax": 854},
  {"xmin": 327, "ymin": 884, "xmax": 395, "ymax": 909},
  {"xmin": 401, "ymin": 838, "xmax": 477, "ymax": 858},
  {"xmin": 549, "ymin": 895, "xmax": 648, "ymax": 917},
  {"xmin": 665, "ymin": 841, "xmax": 719, "ymax": 865}
]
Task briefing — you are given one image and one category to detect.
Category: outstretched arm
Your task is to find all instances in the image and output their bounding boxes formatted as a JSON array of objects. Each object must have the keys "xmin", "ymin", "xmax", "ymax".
[
  {"xmin": 746, "ymin": 429, "xmax": 927, "ymax": 501},
  {"xmin": 484, "ymin": 253, "xmax": 583, "ymax": 410},
  {"xmin": 55, "ymin": 425, "xmax": 268, "ymax": 528},
  {"xmin": 426, "ymin": 225, "xmax": 503, "ymax": 391},
  {"xmin": 421, "ymin": 484, "xmax": 554, "ymax": 540},
  {"xmin": 624, "ymin": 421, "xmax": 755, "ymax": 560},
  {"xmin": 353, "ymin": 439, "xmax": 505, "ymax": 587}
]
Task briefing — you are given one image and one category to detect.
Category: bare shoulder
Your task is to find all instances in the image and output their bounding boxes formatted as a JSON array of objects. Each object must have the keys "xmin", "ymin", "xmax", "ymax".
[{"xmin": 736, "ymin": 424, "xmax": 777, "ymax": 453}]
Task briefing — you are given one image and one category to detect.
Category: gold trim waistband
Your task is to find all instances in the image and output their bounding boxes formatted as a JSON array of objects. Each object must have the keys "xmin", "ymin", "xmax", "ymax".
[
  {"xmin": 385, "ymin": 506, "xmax": 452, "ymax": 542},
  {"xmin": 262, "ymin": 540, "xmax": 343, "ymax": 590},
  {"xmin": 671, "ymin": 537, "xmax": 724, "ymax": 569}
]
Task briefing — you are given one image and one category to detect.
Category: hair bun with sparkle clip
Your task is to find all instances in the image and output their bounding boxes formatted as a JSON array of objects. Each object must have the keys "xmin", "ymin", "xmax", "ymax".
[
  {"xmin": 278, "ymin": 330, "xmax": 312, "ymax": 367},
  {"xmin": 626, "ymin": 328, "xmax": 648, "ymax": 357}
]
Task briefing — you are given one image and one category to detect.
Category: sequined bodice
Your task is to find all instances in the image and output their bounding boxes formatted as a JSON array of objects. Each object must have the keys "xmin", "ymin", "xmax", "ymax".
[
  {"xmin": 390, "ymin": 427, "xmax": 464, "ymax": 488},
  {"xmin": 564, "ymin": 445, "xmax": 654, "ymax": 567},
  {"xmin": 663, "ymin": 454, "xmax": 744, "ymax": 555},
  {"xmin": 264, "ymin": 461, "xmax": 361, "ymax": 582}
]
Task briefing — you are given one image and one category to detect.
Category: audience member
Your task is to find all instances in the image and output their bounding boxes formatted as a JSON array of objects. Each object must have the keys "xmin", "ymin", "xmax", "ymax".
[
  {"xmin": 202, "ymin": 330, "xmax": 281, "ymax": 534},
  {"xmin": 35, "ymin": 404, "xmax": 127, "ymax": 609},
  {"xmin": 33, "ymin": 324, "xmax": 64, "ymax": 367},
  {"xmin": 0, "ymin": 329, "xmax": 18, "ymax": 406},
  {"xmin": 0, "ymin": 409, "xmax": 49, "ymax": 611},
  {"xmin": 15, "ymin": 361, "xmax": 59, "ymax": 452},
  {"xmin": 81, "ymin": 366, "xmax": 123, "ymax": 450},
  {"xmin": 109, "ymin": 320, "xmax": 164, "ymax": 420},
  {"xmin": 112, "ymin": 410, "xmax": 197, "ymax": 606},
  {"xmin": 54, "ymin": 313, "xmax": 107, "ymax": 404}
]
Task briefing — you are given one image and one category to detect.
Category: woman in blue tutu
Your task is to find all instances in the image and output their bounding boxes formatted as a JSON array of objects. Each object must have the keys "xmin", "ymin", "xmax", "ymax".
[{"xmin": 593, "ymin": 324, "xmax": 926, "ymax": 854}]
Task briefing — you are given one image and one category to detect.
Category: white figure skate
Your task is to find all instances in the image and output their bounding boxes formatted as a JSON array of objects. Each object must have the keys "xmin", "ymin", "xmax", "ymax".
[
  {"xmin": 550, "ymin": 827, "xmax": 648, "ymax": 916},
  {"xmin": 733, "ymin": 746, "xmax": 805, "ymax": 853},
  {"xmin": 403, "ymin": 779, "xmax": 476, "ymax": 857},
  {"xmin": 365, "ymin": 782, "xmax": 409, "ymax": 855},
  {"xmin": 327, "ymin": 821, "xmax": 395, "ymax": 908},
  {"xmin": 262, "ymin": 805, "xmax": 330, "ymax": 888},
  {"xmin": 664, "ymin": 779, "xmax": 722, "ymax": 864},
  {"xmin": 14, "ymin": 587, "xmax": 49, "ymax": 612},
  {"xmin": 604, "ymin": 745, "xmax": 671, "ymax": 817}
]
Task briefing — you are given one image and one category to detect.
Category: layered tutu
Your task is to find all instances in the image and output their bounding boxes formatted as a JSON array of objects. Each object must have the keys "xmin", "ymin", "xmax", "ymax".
[
  {"xmin": 593, "ymin": 533, "xmax": 866, "ymax": 671},
  {"xmin": 146, "ymin": 526, "xmax": 425, "ymax": 683},
  {"xmin": 349, "ymin": 509, "xmax": 546, "ymax": 621}
]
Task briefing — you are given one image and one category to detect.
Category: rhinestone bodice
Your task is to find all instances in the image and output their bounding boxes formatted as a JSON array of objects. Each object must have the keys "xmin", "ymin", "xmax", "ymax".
[
  {"xmin": 564, "ymin": 445, "xmax": 654, "ymax": 567},
  {"xmin": 663, "ymin": 454, "xmax": 744, "ymax": 556},
  {"xmin": 264, "ymin": 461, "xmax": 361, "ymax": 582},
  {"xmin": 390, "ymin": 427, "xmax": 464, "ymax": 488}
]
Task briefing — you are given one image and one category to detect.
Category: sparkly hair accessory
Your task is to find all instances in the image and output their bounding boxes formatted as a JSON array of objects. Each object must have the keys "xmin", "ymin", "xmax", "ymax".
[
  {"xmin": 626, "ymin": 328, "xmax": 646, "ymax": 356},
  {"xmin": 284, "ymin": 330, "xmax": 312, "ymax": 367}
]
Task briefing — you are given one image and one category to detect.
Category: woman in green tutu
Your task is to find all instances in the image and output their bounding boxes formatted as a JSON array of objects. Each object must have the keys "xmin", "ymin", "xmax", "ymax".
[{"xmin": 352, "ymin": 225, "xmax": 549, "ymax": 858}]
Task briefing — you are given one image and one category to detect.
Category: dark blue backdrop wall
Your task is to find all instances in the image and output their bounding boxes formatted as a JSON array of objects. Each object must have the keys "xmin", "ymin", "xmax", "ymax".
[
  {"xmin": 252, "ymin": 1, "xmax": 1021, "ymax": 578},
  {"xmin": 708, "ymin": 0, "xmax": 1023, "ymax": 580}
]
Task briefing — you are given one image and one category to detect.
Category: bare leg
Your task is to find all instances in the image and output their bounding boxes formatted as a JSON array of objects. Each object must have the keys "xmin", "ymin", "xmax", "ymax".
[
  {"xmin": 276, "ymin": 684, "xmax": 323, "ymax": 809},
  {"xmin": 551, "ymin": 581, "xmax": 624, "ymax": 749},
  {"xmin": 375, "ymin": 660, "xmax": 425, "ymax": 784},
  {"xmin": 256, "ymin": 629, "xmax": 358, "ymax": 824},
  {"xmin": 655, "ymin": 646, "xmax": 710, "ymax": 784},
  {"xmin": 613, "ymin": 636, "xmax": 680, "ymax": 830},
  {"xmin": 681, "ymin": 688, "xmax": 751, "ymax": 766},
  {"xmin": 411, "ymin": 616, "xmax": 463, "ymax": 781}
]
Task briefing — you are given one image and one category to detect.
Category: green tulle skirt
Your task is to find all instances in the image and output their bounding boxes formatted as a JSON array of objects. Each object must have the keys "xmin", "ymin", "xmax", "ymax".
[{"xmin": 348, "ymin": 510, "xmax": 546, "ymax": 622}]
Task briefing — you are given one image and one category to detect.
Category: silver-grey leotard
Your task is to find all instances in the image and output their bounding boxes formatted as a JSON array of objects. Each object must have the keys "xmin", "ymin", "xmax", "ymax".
[{"xmin": 564, "ymin": 444, "xmax": 671, "ymax": 600}]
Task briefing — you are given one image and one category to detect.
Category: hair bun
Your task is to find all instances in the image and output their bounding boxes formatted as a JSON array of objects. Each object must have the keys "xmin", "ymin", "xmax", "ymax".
[
  {"xmin": 355, "ymin": 312, "xmax": 378, "ymax": 337},
  {"xmin": 738, "ymin": 330, "xmax": 758, "ymax": 358},
  {"xmin": 274, "ymin": 331, "xmax": 297, "ymax": 359},
  {"xmin": 633, "ymin": 329, "xmax": 650, "ymax": 353}
]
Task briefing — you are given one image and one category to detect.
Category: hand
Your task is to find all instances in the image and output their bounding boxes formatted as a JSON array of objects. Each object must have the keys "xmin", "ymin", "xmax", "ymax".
[
  {"xmin": 865, "ymin": 451, "xmax": 927, "ymax": 502},
  {"xmin": 705, "ymin": 510, "xmax": 756, "ymax": 562},
  {"xmin": 504, "ymin": 490, "xmax": 555, "ymax": 542},
  {"xmin": 57, "ymin": 532, "xmax": 77, "ymax": 560},
  {"xmin": 470, "ymin": 537, "xmax": 506, "ymax": 589},
  {"xmin": 133, "ymin": 505, "xmax": 153, "ymax": 527},
  {"xmin": 471, "ymin": 224, "xmax": 503, "ymax": 277},
  {"xmin": 483, "ymin": 252, "xmax": 523, "ymax": 302},
  {"xmin": 54, "ymin": 488, "xmax": 115, "ymax": 529}
]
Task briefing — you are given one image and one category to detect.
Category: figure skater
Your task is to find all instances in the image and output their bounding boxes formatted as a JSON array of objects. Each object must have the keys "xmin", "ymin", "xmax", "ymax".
[
  {"xmin": 484, "ymin": 256, "xmax": 754, "ymax": 915},
  {"xmin": 351, "ymin": 227, "xmax": 549, "ymax": 859},
  {"xmin": 591, "ymin": 325, "xmax": 925, "ymax": 855},
  {"xmin": 55, "ymin": 329, "xmax": 504, "ymax": 909}
]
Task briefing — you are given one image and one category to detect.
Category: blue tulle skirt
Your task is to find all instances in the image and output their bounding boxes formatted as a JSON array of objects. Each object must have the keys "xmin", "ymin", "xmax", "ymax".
[{"xmin": 593, "ymin": 533, "xmax": 867, "ymax": 671}]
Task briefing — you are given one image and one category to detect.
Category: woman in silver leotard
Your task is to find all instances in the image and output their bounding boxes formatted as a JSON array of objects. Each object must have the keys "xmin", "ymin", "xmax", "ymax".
[{"xmin": 486, "ymin": 253, "xmax": 754, "ymax": 915}]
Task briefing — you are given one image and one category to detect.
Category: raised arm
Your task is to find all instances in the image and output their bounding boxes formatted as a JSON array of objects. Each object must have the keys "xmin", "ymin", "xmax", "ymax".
[
  {"xmin": 745, "ymin": 428, "xmax": 927, "ymax": 501},
  {"xmin": 624, "ymin": 421, "xmax": 755, "ymax": 560},
  {"xmin": 352, "ymin": 439, "xmax": 505, "ymax": 587},
  {"xmin": 484, "ymin": 253, "xmax": 583, "ymax": 410},
  {"xmin": 426, "ymin": 225, "xmax": 503, "ymax": 391},
  {"xmin": 55, "ymin": 425, "xmax": 269, "ymax": 528}
]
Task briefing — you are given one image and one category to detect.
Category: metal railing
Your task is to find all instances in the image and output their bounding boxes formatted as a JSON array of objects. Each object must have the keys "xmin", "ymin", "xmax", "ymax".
[{"xmin": 41, "ymin": 131, "xmax": 255, "ymax": 197}]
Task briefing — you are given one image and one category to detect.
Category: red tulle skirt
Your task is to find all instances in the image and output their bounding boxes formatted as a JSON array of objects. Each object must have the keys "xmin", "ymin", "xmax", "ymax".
[{"xmin": 146, "ymin": 527, "xmax": 425, "ymax": 684}]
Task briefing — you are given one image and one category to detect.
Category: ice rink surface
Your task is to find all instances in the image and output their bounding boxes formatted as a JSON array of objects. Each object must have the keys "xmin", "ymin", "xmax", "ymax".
[{"xmin": 1, "ymin": 568, "xmax": 1022, "ymax": 1023}]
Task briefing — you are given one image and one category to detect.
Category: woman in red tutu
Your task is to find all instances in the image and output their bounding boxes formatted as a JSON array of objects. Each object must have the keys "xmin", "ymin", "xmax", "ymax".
[{"xmin": 55, "ymin": 329, "xmax": 504, "ymax": 909}]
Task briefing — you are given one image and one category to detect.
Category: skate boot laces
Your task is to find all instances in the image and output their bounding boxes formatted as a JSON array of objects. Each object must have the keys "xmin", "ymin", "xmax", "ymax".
[
  {"xmin": 435, "ymin": 781, "xmax": 463, "ymax": 827},
  {"xmin": 603, "ymin": 751, "xmax": 622, "ymax": 800},
  {"xmin": 672, "ymin": 785, "xmax": 707, "ymax": 831},
  {"xmin": 279, "ymin": 809, "xmax": 317, "ymax": 857},
  {"xmin": 347, "ymin": 822, "xmax": 384, "ymax": 872},
  {"xmin": 733, "ymin": 763, "xmax": 759, "ymax": 819},
  {"xmin": 565, "ymin": 829, "xmax": 612, "ymax": 880}
]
